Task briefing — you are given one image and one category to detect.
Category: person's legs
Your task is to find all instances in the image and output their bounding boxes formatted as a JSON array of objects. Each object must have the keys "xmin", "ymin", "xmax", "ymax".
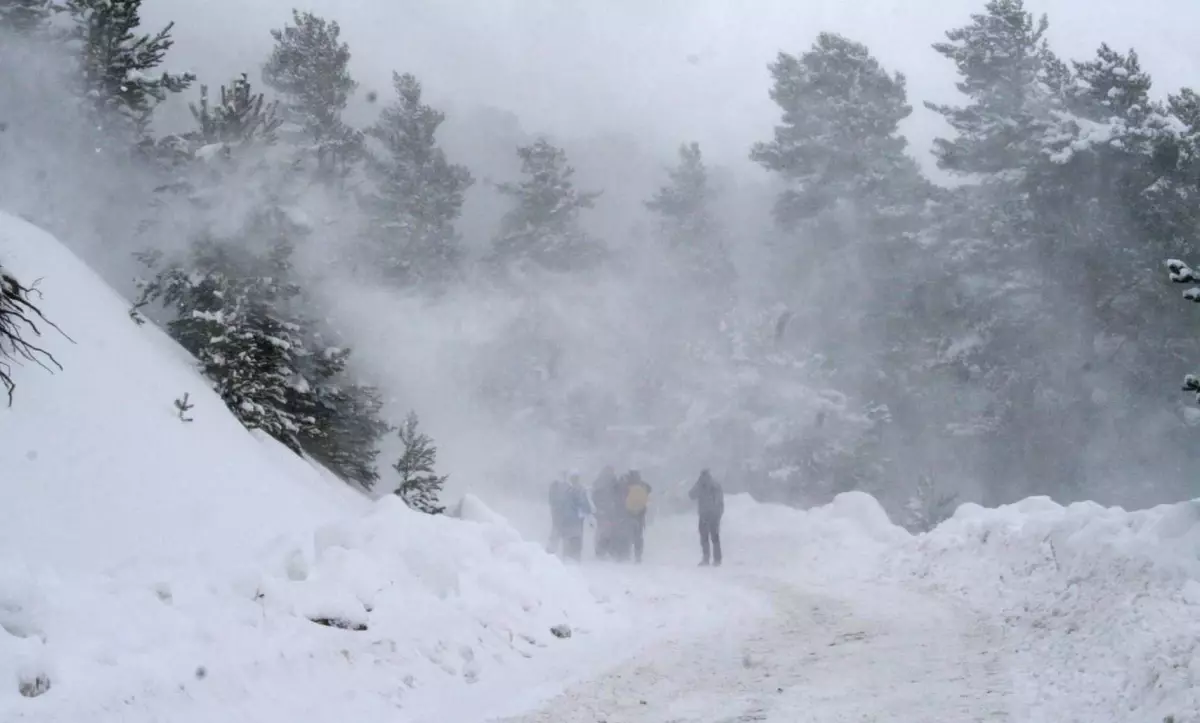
[
  {"xmin": 632, "ymin": 512, "xmax": 645, "ymax": 563},
  {"xmin": 711, "ymin": 516, "xmax": 722, "ymax": 566},
  {"xmin": 698, "ymin": 516, "xmax": 711, "ymax": 565}
]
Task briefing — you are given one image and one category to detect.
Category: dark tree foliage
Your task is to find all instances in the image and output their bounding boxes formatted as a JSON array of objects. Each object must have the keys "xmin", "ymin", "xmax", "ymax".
[{"xmin": 60, "ymin": 0, "xmax": 195, "ymax": 140}]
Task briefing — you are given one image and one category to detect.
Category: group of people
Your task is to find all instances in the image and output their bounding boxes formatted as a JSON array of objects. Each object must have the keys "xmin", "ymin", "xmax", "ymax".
[{"xmin": 546, "ymin": 467, "xmax": 726, "ymax": 567}]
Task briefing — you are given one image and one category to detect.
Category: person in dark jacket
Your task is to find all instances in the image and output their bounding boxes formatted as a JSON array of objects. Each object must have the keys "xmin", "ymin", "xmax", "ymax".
[
  {"xmin": 621, "ymin": 470, "xmax": 653, "ymax": 563},
  {"xmin": 688, "ymin": 469, "xmax": 724, "ymax": 566}
]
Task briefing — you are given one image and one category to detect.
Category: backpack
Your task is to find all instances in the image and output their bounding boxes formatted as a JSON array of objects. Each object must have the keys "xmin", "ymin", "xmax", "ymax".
[{"xmin": 625, "ymin": 482, "xmax": 649, "ymax": 514}]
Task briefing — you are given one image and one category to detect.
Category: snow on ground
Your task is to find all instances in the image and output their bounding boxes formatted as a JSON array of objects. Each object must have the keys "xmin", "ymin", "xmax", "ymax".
[
  {"xmin": 2, "ymin": 211, "xmax": 1198, "ymax": 722},
  {"xmin": 889, "ymin": 496, "xmax": 1200, "ymax": 723},
  {"xmin": 504, "ymin": 492, "xmax": 1200, "ymax": 723},
  {"xmin": 0, "ymin": 212, "xmax": 714, "ymax": 722}
]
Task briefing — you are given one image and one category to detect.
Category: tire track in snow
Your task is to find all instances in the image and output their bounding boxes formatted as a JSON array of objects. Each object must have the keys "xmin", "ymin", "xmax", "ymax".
[{"xmin": 495, "ymin": 573, "xmax": 1013, "ymax": 722}]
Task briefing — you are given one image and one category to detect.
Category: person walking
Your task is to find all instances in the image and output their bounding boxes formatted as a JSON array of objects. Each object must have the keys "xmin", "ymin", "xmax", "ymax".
[
  {"xmin": 622, "ymin": 470, "xmax": 652, "ymax": 563},
  {"xmin": 688, "ymin": 469, "xmax": 724, "ymax": 566}
]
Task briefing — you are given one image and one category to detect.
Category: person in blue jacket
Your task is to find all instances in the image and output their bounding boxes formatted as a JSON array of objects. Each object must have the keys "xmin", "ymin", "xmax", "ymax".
[{"xmin": 561, "ymin": 470, "xmax": 593, "ymax": 561}]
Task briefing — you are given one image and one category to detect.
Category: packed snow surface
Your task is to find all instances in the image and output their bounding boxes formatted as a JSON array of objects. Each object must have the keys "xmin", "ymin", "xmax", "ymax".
[{"xmin": 2, "ymin": 212, "xmax": 1198, "ymax": 722}]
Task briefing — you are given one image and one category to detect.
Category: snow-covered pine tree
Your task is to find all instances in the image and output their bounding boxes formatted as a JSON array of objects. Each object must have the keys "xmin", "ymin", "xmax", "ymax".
[
  {"xmin": 59, "ymin": 0, "xmax": 195, "ymax": 143},
  {"xmin": 926, "ymin": 0, "xmax": 1066, "ymax": 177},
  {"xmin": 750, "ymin": 32, "xmax": 928, "ymax": 232},
  {"xmin": 0, "ymin": 0, "xmax": 50, "ymax": 34},
  {"xmin": 487, "ymin": 137, "xmax": 605, "ymax": 274},
  {"xmin": 290, "ymin": 338, "xmax": 392, "ymax": 489},
  {"xmin": 645, "ymin": 141, "xmax": 734, "ymax": 289},
  {"xmin": 262, "ymin": 10, "xmax": 361, "ymax": 183},
  {"xmin": 0, "ymin": 264, "xmax": 64, "ymax": 404},
  {"xmin": 189, "ymin": 73, "xmax": 283, "ymax": 149},
  {"xmin": 134, "ymin": 236, "xmax": 318, "ymax": 453},
  {"xmin": 392, "ymin": 411, "xmax": 446, "ymax": 514},
  {"xmin": 747, "ymin": 32, "xmax": 935, "ymax": 499},
  {"xmin": 362, "ymin": 71, "xmax": 473, "ymax": 288}
]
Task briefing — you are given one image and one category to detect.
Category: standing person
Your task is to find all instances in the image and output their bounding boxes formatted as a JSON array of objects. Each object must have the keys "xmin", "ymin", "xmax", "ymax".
[
  {"xmin": 688, "ymin": 469, "xmax": 724, "ymax": 567},
  {"xmin": 591, "ymin": 465, "xmax": 618, "ymax": 559},
  {"xmin": 547, "ymin": 475, "xmax": 569, "ymax": 555},
  {"xmin": 622, "ymin": 470, "xmax": 652, "ymax": 564},
  {"xmin": 562, "ymin": 471, "xmax": 592, "ymax": 562}
]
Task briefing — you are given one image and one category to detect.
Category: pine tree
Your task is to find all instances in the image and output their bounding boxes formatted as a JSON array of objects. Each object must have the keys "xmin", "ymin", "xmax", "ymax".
[
  {"xmin": 188, "ymin": 73, "xmax": 283, "ymax": 149},
  {"xmin": 362, "ymin": 72, "xmax": 473, "ymax": 287},
  {"xmin": 926, "ymin": 0, "xmax": 1065, "ymax": 177},
  {"xmin": 392, "ymin": 411, "xmax": 446, "ymax": 514},
  {"xmin": 0, "ymin": 265, "xmax": 64, "ymax": 404},
  {"xmin": 262, "ymin": 10, "xmax": 360, "ymax": 182},
  {"xmin": 751, "ymin": 32, "xmax": 928, "ymax": 231},
  {"xmin": 488, "ymin": 138, "xmax": 605, "ymax": 274},
  {"xmin": 645, "ymin": 141, "xmax": 734, "ymax": 288},
  {"xmin": 0, "ymin": 0, "xmax": 50, "ymax": 34},
  {"xmin": 134, "ymin": 235, "xmax": 318, "ymax": 452},
  {"xmin": 288, "ymin": 336, "xmax": 392, "ymax": 489},
  {"xmin": 303, "ymin": 380, "xmax": 390, "ymax": 488},
  {"xmin": 749, "ymin": 32, "xmax": 932, "ymax": 393},
  {"xmin": 60, "ymin": 0, "xmax": 195, "ymax": 142}
]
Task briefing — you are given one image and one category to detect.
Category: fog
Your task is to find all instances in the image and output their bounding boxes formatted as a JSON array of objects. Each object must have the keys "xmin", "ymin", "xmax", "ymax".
[{"xmin": 3, "ymin": 0, "xmax": 1199, "ymax": 528}]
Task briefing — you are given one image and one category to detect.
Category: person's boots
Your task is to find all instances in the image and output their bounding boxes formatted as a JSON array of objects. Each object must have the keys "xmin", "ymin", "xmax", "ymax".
[{"xmin": 698, "ymin": 558, "xmax": 710, "ymax": 566}]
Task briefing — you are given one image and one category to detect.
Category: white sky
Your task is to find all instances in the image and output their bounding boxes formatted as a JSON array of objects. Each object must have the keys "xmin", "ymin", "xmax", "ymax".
[{"xmin": 149, "ymin": 0, "xmax": 1199, "ymax": 175}]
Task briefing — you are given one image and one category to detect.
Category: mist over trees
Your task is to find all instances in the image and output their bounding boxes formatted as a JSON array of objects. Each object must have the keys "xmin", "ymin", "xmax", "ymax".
[{"xmin": 3, "ymin": 0, "xmax": 1200, "ymax": 523}]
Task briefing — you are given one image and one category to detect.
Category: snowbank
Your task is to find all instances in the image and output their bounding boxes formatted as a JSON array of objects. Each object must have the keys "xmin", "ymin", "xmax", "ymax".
[
  {"xmin": 0, "ymin": 211, "xmax": 364, "ymax": 574},
  {"xmin": 0, "ymin": 495, "xmax": 606, "ymax": 722},
  {"xmin": 0, "ymin": 214, "xmax": 610, "ymax": 721},
  {"xmin": 715, "ymin": 490, "xmax": 910, "ymax": 579},
  {"xmin": 891, "ymin": 495, "xmax": 1200, "ymax": 723}
]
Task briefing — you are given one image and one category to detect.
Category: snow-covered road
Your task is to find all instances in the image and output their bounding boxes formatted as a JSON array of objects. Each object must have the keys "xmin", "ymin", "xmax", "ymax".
[
  {"xmin": 472, "ymin": 497, "xmax": 1015, "ymax": 723},
  {"xmin": 498, "ymin": 569, "xmax": 1012, "ymax": 722}
]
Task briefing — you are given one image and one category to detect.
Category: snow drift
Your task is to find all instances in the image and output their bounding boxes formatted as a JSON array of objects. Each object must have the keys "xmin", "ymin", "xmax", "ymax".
[
  {"xmin": 891, "ymin": 496, "xmax": 1200, "ymax": 723},
  {"xmin": 0, "ymin": 212, "xmax": 608, "ymax": 721}
]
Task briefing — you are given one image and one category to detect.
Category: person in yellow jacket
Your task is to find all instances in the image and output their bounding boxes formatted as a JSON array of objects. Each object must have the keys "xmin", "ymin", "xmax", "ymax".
[{"xmin": 621, "ymin": 470, "xmax": 653, "ymax": 564}]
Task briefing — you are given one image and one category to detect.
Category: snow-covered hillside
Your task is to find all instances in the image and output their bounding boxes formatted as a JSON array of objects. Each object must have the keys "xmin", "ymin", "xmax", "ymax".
[
  {"xmin": 0, "ymin": 211, "xmax": 365, "ymax": 573},
  {"xmin": 0, "ymin": 213, "xmax": 630, "ymax": 721}
]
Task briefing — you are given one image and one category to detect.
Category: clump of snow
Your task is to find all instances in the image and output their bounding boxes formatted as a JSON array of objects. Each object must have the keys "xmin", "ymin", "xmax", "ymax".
[{"xmin": 890, "ymin": 495, "xmax": 1200, "ymax": 722}]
